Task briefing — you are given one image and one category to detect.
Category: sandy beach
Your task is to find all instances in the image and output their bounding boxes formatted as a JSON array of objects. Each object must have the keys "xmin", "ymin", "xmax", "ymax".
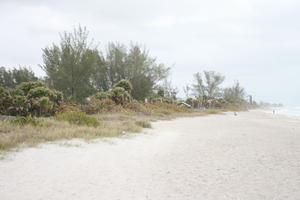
[{"xmin": 0, "ymin": 110, "xmax": 299, "ymax": 200}]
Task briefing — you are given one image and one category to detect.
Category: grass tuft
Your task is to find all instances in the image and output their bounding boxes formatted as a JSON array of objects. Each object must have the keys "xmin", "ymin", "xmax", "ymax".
[
  {"xmin": 10, "ymin": 116, "xmax": 42, "ymax": 127},
  {"xmin": 55, "ymin": 111, "xmax": 100, "ymax": 127},
  {"xmin": 135, "ymin": 120, "xmax": 152, "ymax": 128}
]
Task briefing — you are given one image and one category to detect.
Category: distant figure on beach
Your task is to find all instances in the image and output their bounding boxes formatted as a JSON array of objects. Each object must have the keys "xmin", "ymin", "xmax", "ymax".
[
  {"xmin": 234, "ymin": 112, "xmax": 237, "ymax": 116},
  {"xmin": 273, "ymin": 110, "xmax": 275, "ymax": 115}
]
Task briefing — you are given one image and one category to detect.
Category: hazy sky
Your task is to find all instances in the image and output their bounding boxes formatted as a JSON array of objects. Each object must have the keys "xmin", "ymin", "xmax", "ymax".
[{"xmin": 1, "ymin": 0, "xmax": 300, "ymax": 106}]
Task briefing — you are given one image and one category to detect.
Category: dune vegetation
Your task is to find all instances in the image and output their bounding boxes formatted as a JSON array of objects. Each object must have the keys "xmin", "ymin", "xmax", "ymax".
[
  {"xmin": 0, "ymin": 26, "xmax": 254, "ymax": 152},
  {"xmin": 0, "ymin": 100, "xmax": 216, "ymax": 151}
]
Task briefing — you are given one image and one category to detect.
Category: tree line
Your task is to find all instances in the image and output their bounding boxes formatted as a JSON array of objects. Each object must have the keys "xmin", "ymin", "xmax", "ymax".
[
  {"xmin": 0, "ymin": 67, "xmax": 38, "ymax": 88},
  {"xmin": 183, "ymin": 71, "xmax": 249, "ymax": 108},
  {"xmin": 1, "ymin": 25, "xmax": 250, "ymax": 109}
]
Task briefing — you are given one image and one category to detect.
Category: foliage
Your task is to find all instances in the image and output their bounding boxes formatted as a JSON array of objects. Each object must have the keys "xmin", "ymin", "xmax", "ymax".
[
  {"xmin": 39, "ymin": 26, "xmax": 169, "ymax": 102},
  {"xmin": 10, "ymin": 116, "xmax": 42, "ymax": 127},
  {"xmin": 25, "ymin": 85, "xmax": 63, "ymax": 116},
  {"xmin": 0, "ymin": 87, "xmax": 12, "ymax": 115},
  {"xmin": 0, "ymin": 67, "xmax": 14, "ymax": 88},
  {"xmin": 84, "ymin": 80, "xmax": 134, "ymax": 114},
  {"xmin": 114, "ymin": 80, "xmax": 133, "ymax": 93},
  {"xmin": 128, "ymin": 44, "xmax": 169, "ymax": 100},
  {"xmin": 185, "ymin": 97, "xmax": 207, "ymax": 109},
  {"xmin": 10, "ymin": 95, "xmax": 29, "ymax": 116},
  {"xmin": 192, "ymin": 71, "xmax": 225, "ymax": 98},
  {"xmin": 1, "ymin": 25, "xmax": 252, "ymax": 112},
  {"xmin": 27, "ymin": 86, "xmax": 54, "ymax": 99},
  {"xmin": 91, "ymin": 53, "xmax": 110, "ymax": 92},
  {"xmin": 41, "ymin": 27, "xmax": 169, "ymax": 102},
  {"xmin": 55, "ymin": 111, "xmax": 100, "ymax": 127},
  {"xmin": 0, "ymin": 66, "xmax": 38, "ymax": 88},
  {"xmin": 0, "ymin": 81, "xmax": 63, "ymax": 117},
  {"xmin": 110, "ymin": 87, "xmax": 131, "ymax": 105},
  {"xmin": 198, "ymin": 95, "xmax": 211, "ymax": 108},
  {"xmin": 98, "ymin": 43, "xmax": 169, "ymax": 100},
  {"xmin": 185, "ymin": 96, "xmax": 212, "ymax": 109},
  {"xmin": 223, "ymin": 81, "xmax": 246, "ymax": 105},
  {"xmin": 93, "ymin": 91, "xmax": 111, "ymax": 100},
  {"xmin": 104, "ymin": 43, "xmax": 128, "ymax": 89},
  {"xmin": 16, "ymin": 81, "xmax": 45, "ymax": 95},
  {"xmin": 41, "ymin": 25, "xmax": 99, "ymax": 102}
]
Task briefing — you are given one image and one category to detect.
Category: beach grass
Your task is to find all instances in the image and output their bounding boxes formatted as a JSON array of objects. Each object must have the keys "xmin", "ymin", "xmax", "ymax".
[
  {"xmin": 0, "ymin": 103, "xmax": 227, "ymax": 152},
  {"xmin": 0, "ymin": 114, "xmax": 147, "ymax": 151}
]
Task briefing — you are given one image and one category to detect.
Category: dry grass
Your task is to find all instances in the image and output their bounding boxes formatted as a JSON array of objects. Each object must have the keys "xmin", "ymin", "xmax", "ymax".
[
  {"xmin": 0, "ymin": 103, "xmax": 226, "ymax": 152},
  {"xmin": 0, "ymin": 116, "xmax": 144, "ymax": 151}
]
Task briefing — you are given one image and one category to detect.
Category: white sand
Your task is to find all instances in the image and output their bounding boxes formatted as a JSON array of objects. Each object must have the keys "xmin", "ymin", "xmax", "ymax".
[{"xmin": 0, "ymin": 110, "xmax": 300, "ymax": 200}]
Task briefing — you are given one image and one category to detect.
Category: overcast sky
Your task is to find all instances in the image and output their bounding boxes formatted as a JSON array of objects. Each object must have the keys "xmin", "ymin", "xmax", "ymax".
[{"xmin": 1, "ymin": 0, "xmax": 299, "ymax": 106}]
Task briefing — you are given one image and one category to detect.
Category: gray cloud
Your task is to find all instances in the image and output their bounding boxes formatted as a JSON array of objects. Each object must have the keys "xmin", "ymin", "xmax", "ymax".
[{"xmin": 1, "ymin": 0, "xmax": 299, "ymax": 105}]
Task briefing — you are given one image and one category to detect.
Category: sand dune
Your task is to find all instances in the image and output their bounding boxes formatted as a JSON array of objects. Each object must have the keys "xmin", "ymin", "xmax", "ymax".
[{"xmin": 0, "ymin": 110, "xmax": 300, "ymax": 200}]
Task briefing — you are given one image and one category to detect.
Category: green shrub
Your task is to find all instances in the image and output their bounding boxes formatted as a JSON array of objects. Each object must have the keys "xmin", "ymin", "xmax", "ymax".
[
  {"xmin": 10, "ymin": 116, "xmax": 42, "ymax": 126},
  {"xmin": 55, "ymin": 111, "xmax": 100, "ymax": 127},
  {"xmin": 27, "ymin": 86, "xmax": 53, "ymax": 99},
  {"xmin": 11, "ymin": 88, "xmax": 25, "ymax": 96},
  {"xmin": 114, "ymin": 80, "xmax": 133, "ymax": 93},
  {"xmin": 8, "ymin": 82, "xmax": 64, "ymax": 117},
  {"xmin": 94, "ymin": 91, "xmax": 111, "ymax": 100},
  {"xmin": 16, "ymin": 81, "xmax": 45, "ymax": 95},
  {"xmin": 111, "ymin": 87, "xmax": 131, "ymax": 105},
  {"xmin": 9, "ymin": 95, "xmax": 29, "ymax": 116}
]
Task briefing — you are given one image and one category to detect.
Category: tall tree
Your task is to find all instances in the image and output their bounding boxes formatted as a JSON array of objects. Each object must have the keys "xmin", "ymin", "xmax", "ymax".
[
  {"xmin": 192, "ymin": 71, "xmax": 225, "ymax": 98},
  {"xmin": 125, "ymin": 44, "xmax": 169, "ymax": 100},
  {"xmin": 223, "ymin": 81, "xmax": 246, "ymax": 104},
  {"xmin": 91, "ymin": 52, "xmax": 109, "ymax": 91},
  {"xmin": 103, "ymin": 43, "xmax": 169, "ymax": 100},
  {"xmin": 105, "ymin": 42, "xmax": 128, "ymax": 88},
  {"xmin": 41, "ymin": 26, "xmax": 98, "ymax": 102}
]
